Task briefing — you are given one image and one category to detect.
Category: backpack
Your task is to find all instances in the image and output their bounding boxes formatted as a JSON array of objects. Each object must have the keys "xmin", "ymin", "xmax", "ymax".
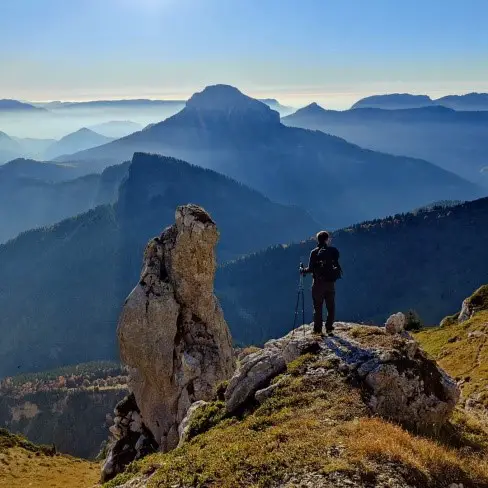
[{"xmin": 315, "ymin": 246, "xmax": 342, "ymax": 282}]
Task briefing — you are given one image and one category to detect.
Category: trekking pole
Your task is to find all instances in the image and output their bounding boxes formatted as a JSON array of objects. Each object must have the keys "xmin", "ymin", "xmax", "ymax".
[
  {"xmin": 299, "ymin": 262, "xmax": 305, "ymax": 335},
  {"xmin": 292, "ymin": 262, "xmax": 306, "ymax": 334}
]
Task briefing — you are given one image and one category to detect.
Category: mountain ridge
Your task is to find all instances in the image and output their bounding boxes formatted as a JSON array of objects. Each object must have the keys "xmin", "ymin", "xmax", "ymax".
[
  {"xmin": 0, "ymin": 152, "xmax": 319, "ymax": 377},
  {"xmin": 57, "ymin": 84, "xmax": 481, "ymax": 229},
  {"xmin": 350, "ymin": 92, "xmax": 488, "ymax": 111},
  {"xmin": 283, "ymin": 104, "xmax": 488, "ymax": 185}
]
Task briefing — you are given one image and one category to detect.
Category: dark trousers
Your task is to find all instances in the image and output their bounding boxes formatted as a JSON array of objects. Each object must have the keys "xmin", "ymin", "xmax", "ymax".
[{"xmin": 312, "ymin": 280, "xmax": 335, "ymax": 332}]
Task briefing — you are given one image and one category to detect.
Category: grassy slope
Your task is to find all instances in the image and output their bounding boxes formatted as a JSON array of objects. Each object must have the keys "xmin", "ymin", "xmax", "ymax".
[
  {"xmin": 0, "ymin": 429, "xmax": 99, "ymax": 488},
  {"xmin": 416, "ymin": 285, "xmax": 488, "ymax": 407},
  {"xmin": 105, "ymin": 347, "xmax": 488, "ymax": 488}
]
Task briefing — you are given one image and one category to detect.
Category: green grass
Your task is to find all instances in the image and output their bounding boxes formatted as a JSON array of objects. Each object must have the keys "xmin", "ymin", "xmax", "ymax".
[
  {"xmin": 103, "ymin": 351, "xmax": 488, "ymax": 488},
  {"xmin": 415, "ymin": 310, "xmax": 488, "ymax": 402}
]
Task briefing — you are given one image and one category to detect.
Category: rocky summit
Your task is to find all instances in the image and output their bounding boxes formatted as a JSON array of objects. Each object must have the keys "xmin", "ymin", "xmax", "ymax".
[
  {"xmin": 99, "ymin": 206, "xmax": 488, "ymax": 488},
  {"xmin": 224, "ymin": 320, "xmax": 459, "ymax": 430},
  {"xmin": 105, "ymin": 321, "xmax": 483, "ymax": 488},
  {"xmin": 103, "ymin": 204, "xmax": 235, "ymax": 481}
]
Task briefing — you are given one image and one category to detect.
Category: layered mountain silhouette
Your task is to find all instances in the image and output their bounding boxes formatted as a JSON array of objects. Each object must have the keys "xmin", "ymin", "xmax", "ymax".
[
  {"xmin": 0, "ymin": 131, "xmax": 23, "ymax": 163},
  {"xmin": 0, "ymin": 99, "xmax": 46, "ymax": 112},
  {"xmin": 217, "ymin": 197, "xmax": 488, "ymax": 344},
  {"xmin": 0, "ymin": 131, "xmax": 61, "ymax": 163},
  {"xmin": 0, "ymin": 158, "xmax": 85, "ymax": 182},
  {"xmin": 58, "ymin": 85, "xmax": 480, "ymax": 228},
  {"xmin": 436, "ymin": 92, "xmax": 488, "ymax": 110},
  {"xmin": 0, "ymin": 152, "xmax": 318, "ymax": 376},
  {"xmin": 283, "ymin": 103, "xmax": 488, "ymax": 186},
  {"xmin": 87, "ymin": 120, "xmax": 143, "ymax": 138},
  {"xmin": 258, "ymin": 98, "xmax": 294, "ymax": 115},
  {"xmin": 35, "ymin": 99, "xmax": 185, "ymax": 110},
  {"xmin": 42, "ymin": 128, "xmax": 114, "ymax": 160},
  {"xmin": 0, "ymin": 159, "xmax": 129, "ymax": 243},
  {"xmin": 351, "ymin": 92, "xmax": 488, "ymax": 111},
  {"xmin": 351, "ymin": 94, "xmax": 434, "ymax": 110}
]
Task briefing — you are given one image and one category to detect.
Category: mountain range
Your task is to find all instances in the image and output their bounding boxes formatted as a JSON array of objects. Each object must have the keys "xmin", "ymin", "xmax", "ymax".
[
  {"xmin": 0, "ymin": 152, "xmax": 318, "ymax": 377},
  {"xmin": 351, "ymin": 92, "xmax": 488, "ymax": 111},
  {"xmin": 87, "ymin": 120, "xmax": 143, "ymax": 138},
  {"xmin": 0, "ymin": 159, "xmax": 128, "ymax": 243},
  {"xmin": 216, "ymin": 197, "xmax": 488, "ymax": 344},
  {"xmin": 0, "ymin": 99, "xmax": 46, "ymax": 112},
  {"xmin": 56, "ymin": 84, "xmax": 481, "ymax": 228},
  {"xmin": 41, "ymin": 127, "xmax": 114, "ymax": 160},
  {"xmin": 283, "ymin": 103, "xmax": 488, "ymax": 186},
  {"xmin": 0, "ymin": 128, "xmax": 118, "ymax": 164}
]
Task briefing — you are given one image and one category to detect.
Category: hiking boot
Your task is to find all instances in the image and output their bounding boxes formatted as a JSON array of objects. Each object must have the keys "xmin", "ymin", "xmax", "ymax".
[{"xmin": 326, "ymin": 326, "xmax": 334, "ymax": 336}]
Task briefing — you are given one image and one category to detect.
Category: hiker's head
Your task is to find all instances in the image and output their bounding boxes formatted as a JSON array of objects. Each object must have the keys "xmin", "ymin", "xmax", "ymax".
[{"xmin": 316, "ymin": 231, "xmax": 330, "ymax": 246}]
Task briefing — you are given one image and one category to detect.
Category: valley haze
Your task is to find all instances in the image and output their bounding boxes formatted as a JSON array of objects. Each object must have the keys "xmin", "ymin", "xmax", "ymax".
[{"xmin": 1, "ymin": 2, "xmax": 488, "ymax": 487}]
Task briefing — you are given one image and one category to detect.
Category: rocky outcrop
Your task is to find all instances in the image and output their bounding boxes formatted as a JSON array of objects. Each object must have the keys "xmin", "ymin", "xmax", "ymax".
[
  {"xmin": 103, "ymin": 205, "xmax": 235, "ymax": 481},
  {"xmin": 224, "ymin": 323, "xmax": 459, "ymax": 429},
  {"xmin": 458, "ymin": 298, "xmax": 474, "ymax": 322},
  {"xmin": 101, "ymin": 394, "xmax": 157, "ymax": 483},
  {"xmin": 118, "ymin": 205, "xmax": 234, "ymax": 450},
  {"xmin": 445, "ymin": 285, "xmax": 488, "ymax": 324}
]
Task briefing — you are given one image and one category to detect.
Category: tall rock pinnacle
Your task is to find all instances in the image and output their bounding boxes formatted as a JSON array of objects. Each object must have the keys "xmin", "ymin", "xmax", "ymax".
[{"xmin": 117, "ymin": 204, "xmax": 235, "ymax": 451}]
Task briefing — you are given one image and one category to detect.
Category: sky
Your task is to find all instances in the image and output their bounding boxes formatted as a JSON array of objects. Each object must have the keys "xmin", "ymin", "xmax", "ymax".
[{"xmin": 1, "ymin": 0, "xmax": 488, "ymax": 109}]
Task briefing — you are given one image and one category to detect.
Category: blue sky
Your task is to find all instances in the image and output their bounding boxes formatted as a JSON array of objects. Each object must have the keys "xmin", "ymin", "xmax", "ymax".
[{"xmin": 1, "ymin": 0, "xmax": 487, "ymax": 108}]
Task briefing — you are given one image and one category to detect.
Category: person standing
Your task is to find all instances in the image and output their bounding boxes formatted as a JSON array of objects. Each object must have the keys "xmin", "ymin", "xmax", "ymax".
[{"xmin": 301, "ymin": 231, "xmax": 342, "ymax": 335}]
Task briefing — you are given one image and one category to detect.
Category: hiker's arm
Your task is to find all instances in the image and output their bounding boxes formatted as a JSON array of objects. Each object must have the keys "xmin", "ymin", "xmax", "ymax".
[{"xmin": 302, "ymin": 250, "xmax": 315, "ymax": 274}]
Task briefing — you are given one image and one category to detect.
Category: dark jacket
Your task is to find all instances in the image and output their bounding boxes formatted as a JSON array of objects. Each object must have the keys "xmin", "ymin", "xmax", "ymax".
[{"xmin": 303, "ymin": 245, "xmax": 340, "ymax": 281}]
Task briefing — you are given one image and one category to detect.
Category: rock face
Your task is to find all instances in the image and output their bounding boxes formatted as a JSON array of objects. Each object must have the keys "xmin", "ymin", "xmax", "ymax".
[
  {"xmin": 458, "ymin": 298, "xmax": 474, "ymax": 322},
  {"xmin": 224, "ymin": 323, "xmax": 459, "ymax": 429},
  {"xmin": 101, "ymin": 394, "xmax": 157, "ymax": 483},
  {"xmin": 117, "ymin": 205, "xmax": 235, "ymax": 451}
]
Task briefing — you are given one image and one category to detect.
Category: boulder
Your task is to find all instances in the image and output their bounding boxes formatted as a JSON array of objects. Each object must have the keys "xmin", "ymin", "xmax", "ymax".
[
  {"xmin": 225, "ymin": 349, "xmax": 286, "ymax": 413},
  {"xmin": 178, "ymin": 400, "xmax": 208, "ymax": 445},
  {"xmin": 385, "ymin": 312, "xmax": 406, "ymax": 335},
  {"xmin": 117, "ymin": 205, "xmax": 235, "ymax": 451}
]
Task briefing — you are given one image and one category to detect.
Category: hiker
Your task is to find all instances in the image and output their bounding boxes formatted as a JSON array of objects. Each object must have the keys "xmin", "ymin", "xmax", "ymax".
[{"xmin": 300, "ymin": 231, "xmax": 342, "ymax": 335}]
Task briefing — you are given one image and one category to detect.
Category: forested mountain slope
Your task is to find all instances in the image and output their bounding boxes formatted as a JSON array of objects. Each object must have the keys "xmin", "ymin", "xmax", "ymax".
[
  {"xmin": 0, "ymin": 160, "xmax": 129, "ymax": 243},
  {"xmin": 0, "ymin": 152, "xmax": 317, "ymax": 377},
  {"xmin": 216, "ymin": 197, "xmax": 488, "ymax": 344}
]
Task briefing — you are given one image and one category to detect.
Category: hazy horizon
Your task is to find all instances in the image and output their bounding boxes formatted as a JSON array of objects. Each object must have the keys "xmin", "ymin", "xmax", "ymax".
[
  {"xmin": 2, "ymin": 0, "xmax": 488, "ymax": 110},
  {"xmin": 19, "ymin": 85, "xmax": 488, "ymax": 112}
]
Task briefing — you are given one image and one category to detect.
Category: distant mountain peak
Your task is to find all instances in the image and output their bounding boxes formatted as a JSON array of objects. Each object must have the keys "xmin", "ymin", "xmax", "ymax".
[
  {"xmin": 73, "ymin": 127, "xmax": 98, "ymax": 136},
  {"xmin": 58, "ymin": 127, "xmax": 109, "ymax": 142},
  {"xmin": 0, "ymin": 99, "xmax": 45, "ymax": 112},
  {"xmin": 351, "ymin": 93, "xmax": 433, "ymax": 110},
  {"xmin": 184, "ymin": 84, "xmax": 280, "ymax": 125},
  {"xmin": 296, "ymin": 102, "xmax": 326, "ymax": 115}
]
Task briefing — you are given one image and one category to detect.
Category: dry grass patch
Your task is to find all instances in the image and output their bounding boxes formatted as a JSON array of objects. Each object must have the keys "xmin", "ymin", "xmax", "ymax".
[
  {"xmin": 343, "ymin": 417, "xmax": 488, "ymax": 487},
  {"xmin": 106, "ymin": 355, "xmax": 488, "ymax": 488},
  {"xmin": 0, "ymin": 447, "xmax": 99, "ymax": 488}
]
